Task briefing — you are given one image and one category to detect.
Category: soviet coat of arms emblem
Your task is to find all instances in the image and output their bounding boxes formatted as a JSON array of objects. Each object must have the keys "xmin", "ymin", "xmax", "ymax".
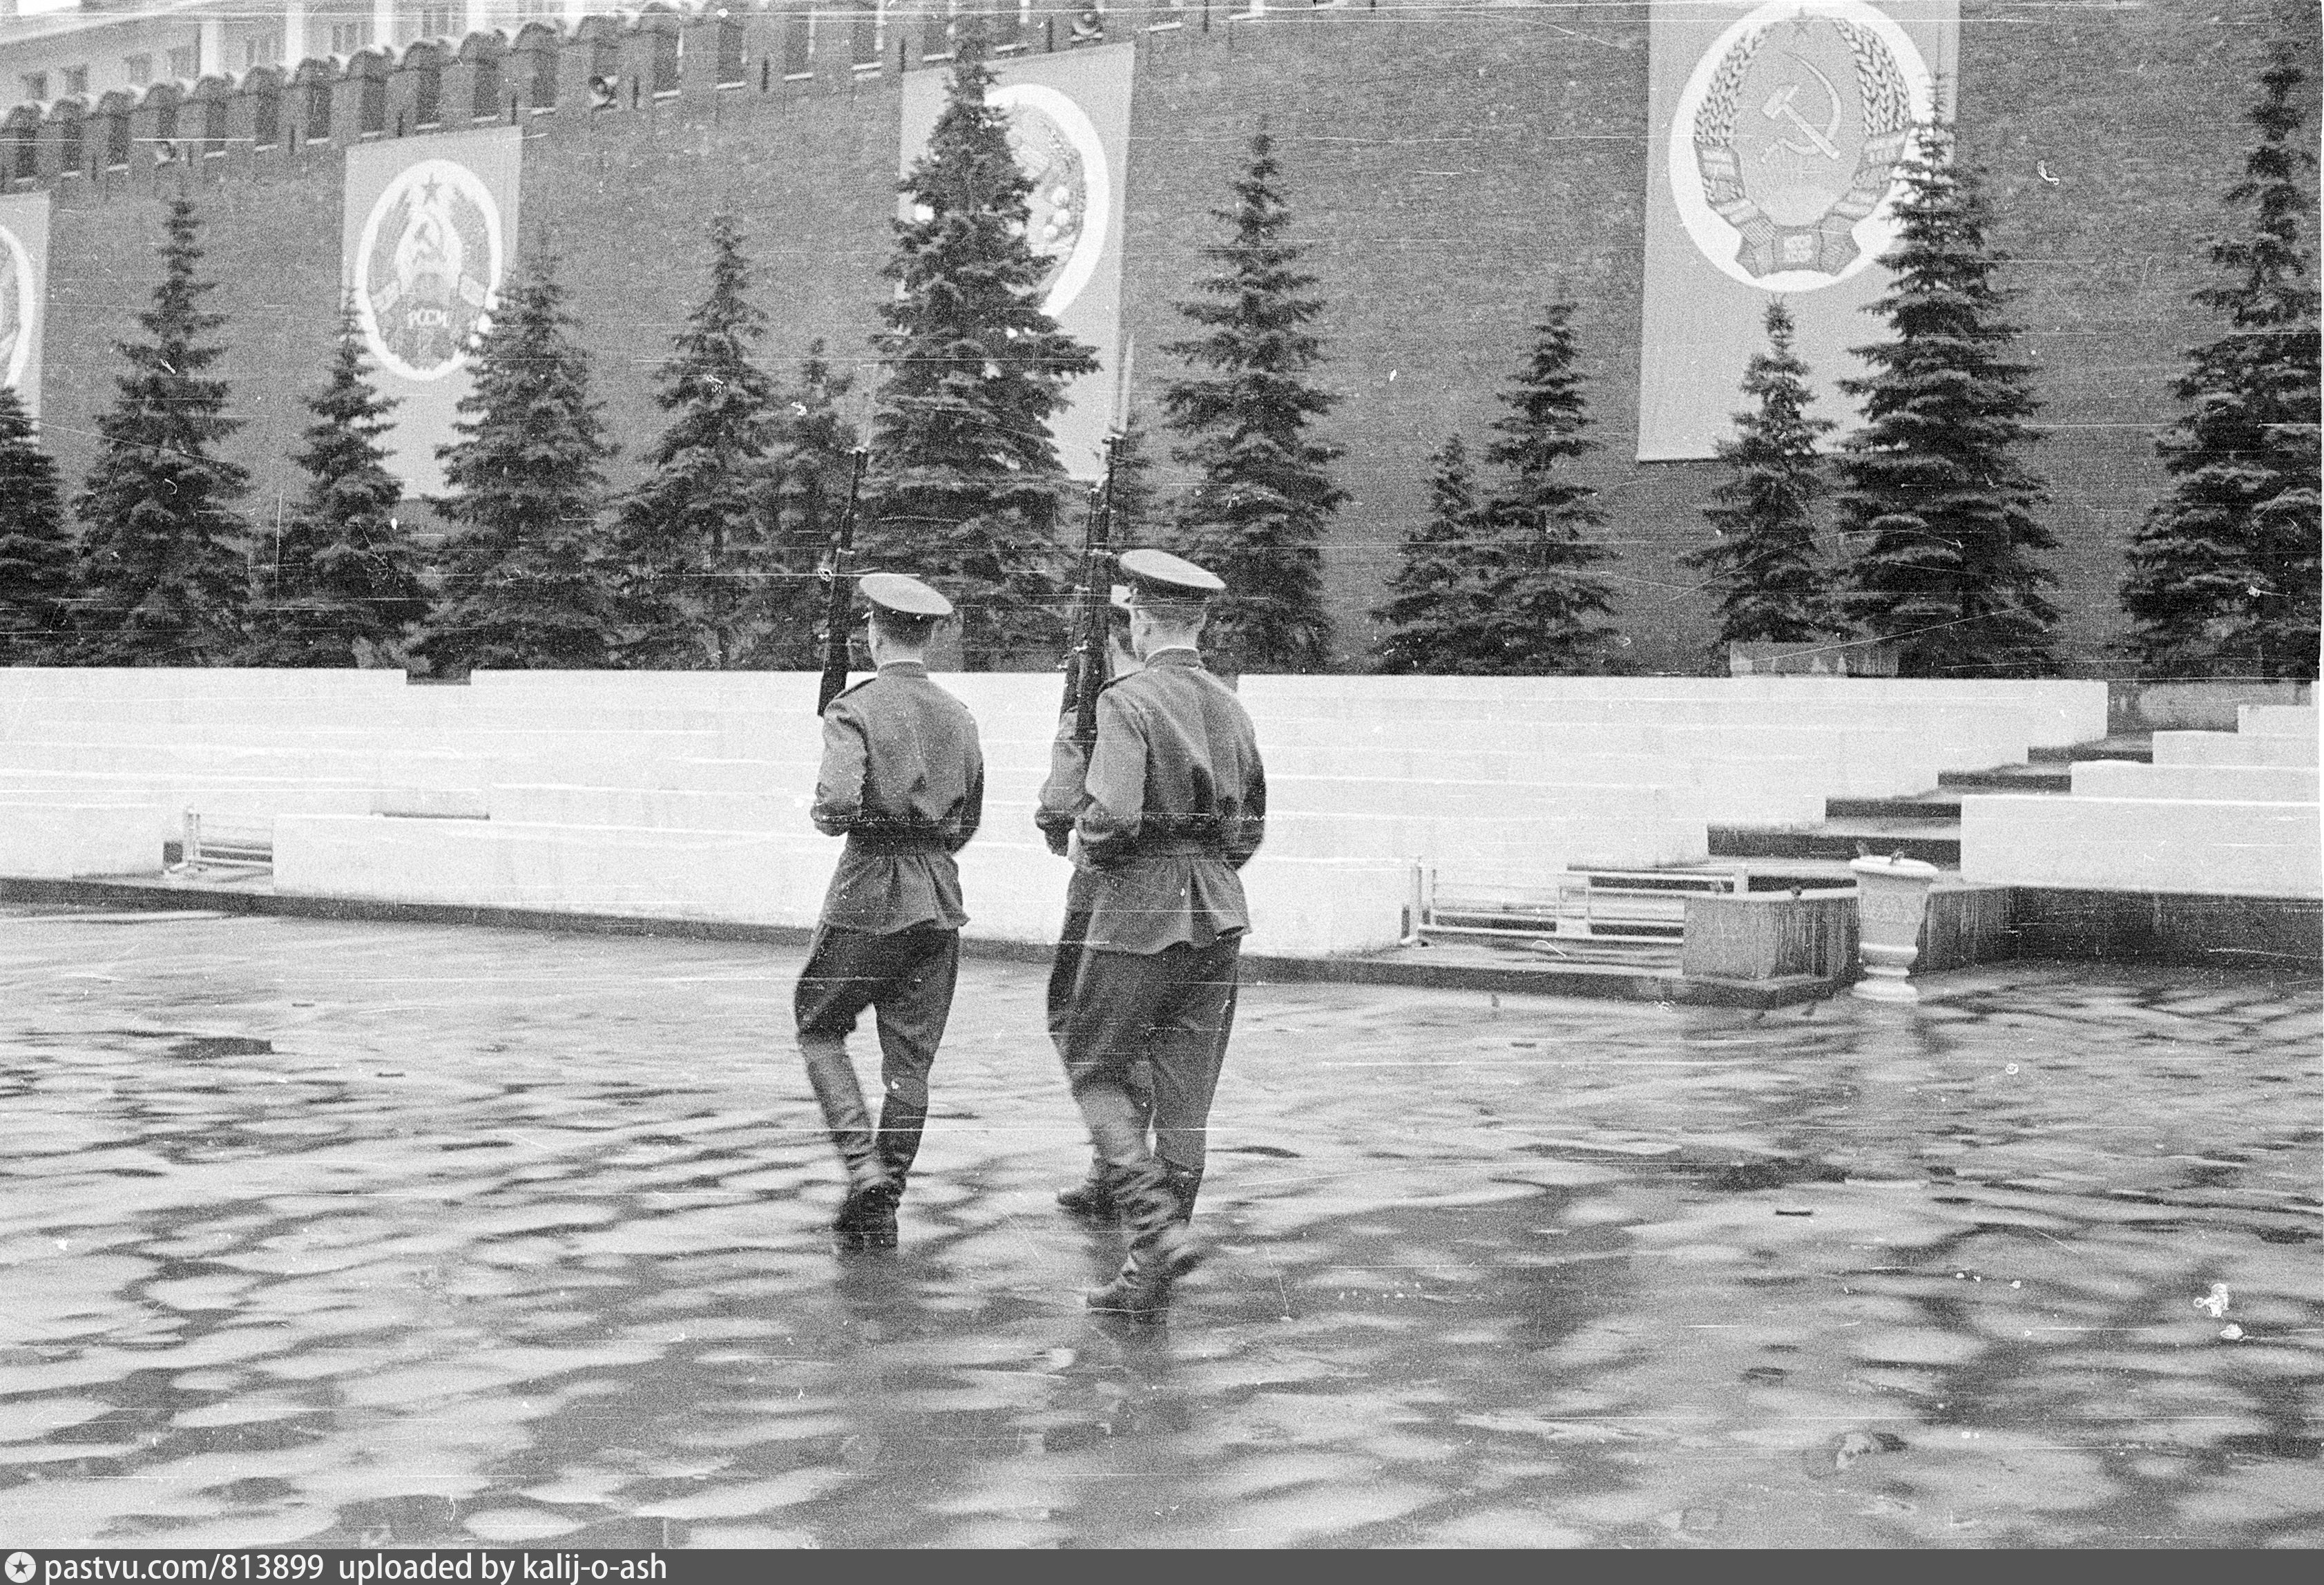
[
  {"xmin": 1674, "ymin": 2, "xmax": 1931, "ymax": 291},
  {"xmin": 354, "ymin": 159, "xmax": 504, "ymax": 383},
  {"xmin": 0, "ymin": 223, "xmax": 30, "ymax": 392},
  {"xmin": 990, "ymin": 83, "xmax": 1110, "ymax": 320}
]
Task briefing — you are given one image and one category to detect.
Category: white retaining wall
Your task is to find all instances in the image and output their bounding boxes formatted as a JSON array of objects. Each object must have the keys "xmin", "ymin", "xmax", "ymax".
[
  {"xmin": 3, "ymin": 669, "xmax": 2113, "ymax": 949},
  {"xmin": 1964, "ymin": 704, "xmax": 2321, "ymax": 898},
  {"xmin": 0, "ymin": 801, "xmax": 170, "ymax": 878},
  {"xmin": 2151, "ymin": 729, "xmax": 2319, "ymax": 769},
  {"xmin": 2070, "ymin": 762, "xmax": 2318, "ymax": 803}
]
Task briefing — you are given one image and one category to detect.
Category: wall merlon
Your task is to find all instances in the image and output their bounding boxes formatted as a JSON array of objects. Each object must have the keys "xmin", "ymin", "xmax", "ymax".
[
  {"xmin": 673, "ymin": 9, "xmax": 733, "ymax": 114},
  {"xmin": 1, "ymin": 4, "xmax": 1204, "ymax": 190},
  {"xmin": 437, "ymin": 44, "xmax": 484, "ymax": 131}
]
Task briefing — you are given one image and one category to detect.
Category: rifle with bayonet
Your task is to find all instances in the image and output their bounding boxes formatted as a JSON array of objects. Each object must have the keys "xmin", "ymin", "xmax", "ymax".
[
  {"xmin": 815, "ymin": 447, "xmax": 870, "ymax": 718},
  {"xmin": 1062, "ymin": 433, "xmax": 1124, "ymax": 749}
]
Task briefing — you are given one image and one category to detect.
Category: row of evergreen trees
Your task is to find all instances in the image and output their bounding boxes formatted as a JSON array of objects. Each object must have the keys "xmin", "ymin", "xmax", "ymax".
[
  {"xmin": 0, "ymin": 32, "xmax": 2313, "ymax": 679},
  {"xmin": 0, "ymin": 35, "xmax": 1343, "ymax": 677},
  {"xmin": 1372, "ymin": 53, "xmax": 2319, "ymax": 682}
]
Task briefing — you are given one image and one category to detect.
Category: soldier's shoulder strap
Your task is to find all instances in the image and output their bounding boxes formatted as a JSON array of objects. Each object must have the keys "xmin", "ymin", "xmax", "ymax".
[{"xmin": 823, "ymin": 675, "xmax": 878, "ymax": 713}]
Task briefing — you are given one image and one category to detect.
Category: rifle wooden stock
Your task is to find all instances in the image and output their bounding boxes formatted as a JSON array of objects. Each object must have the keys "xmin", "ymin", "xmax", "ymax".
[
  {"xmin": 816, "ymin": 448, "xmax": 870, "ymax": 718},
  {"xmin": 1068, "ymin": 435, "xmax": 1124, "ymax": 749},
  {"xmin": 1061, "ymin": 479, "xmax": 1103, "ymax": 726}
]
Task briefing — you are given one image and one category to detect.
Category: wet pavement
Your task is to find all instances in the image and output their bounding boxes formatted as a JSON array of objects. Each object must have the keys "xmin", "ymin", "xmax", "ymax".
[{"xmin": 1, "ymin": 903, "xmax": 2318, "ymax": 1549}]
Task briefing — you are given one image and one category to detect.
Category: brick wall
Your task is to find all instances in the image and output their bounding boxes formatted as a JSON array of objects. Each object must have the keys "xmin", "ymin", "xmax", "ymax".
[{"xmin": 22, "ymin": 1, "xmax": 2319, "ymax": 673}]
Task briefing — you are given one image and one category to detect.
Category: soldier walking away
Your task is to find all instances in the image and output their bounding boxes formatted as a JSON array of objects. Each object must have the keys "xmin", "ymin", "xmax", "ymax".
[
  {"xmin": 1057, "ymin": 549, "xmax": 1267, "ymax": 1320},
  {"xmin": 795, "ymin": 573, "xmax": 984, "ymax": 1252},
  {"xmin": 1037, "ymin": 586, "xmax": 1154, "ymax": 1225}
]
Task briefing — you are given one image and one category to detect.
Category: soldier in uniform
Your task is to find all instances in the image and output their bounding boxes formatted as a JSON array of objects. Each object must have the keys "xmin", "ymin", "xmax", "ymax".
[
  {"xmin": 1055, "ymin": 549, "xmax": 1266, "ymax": 1320},
  {"xmin": 1037, "ymin": 586, "xmax": 1151, "ymax": 1224},
  {"xmin": 795, "ymin": 573, "xmax": 984, "ymax": 1251}
]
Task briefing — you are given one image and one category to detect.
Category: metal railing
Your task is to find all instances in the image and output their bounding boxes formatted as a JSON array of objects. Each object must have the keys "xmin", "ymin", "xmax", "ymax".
[
  {"xmin": 177, "ymin": 811, "xmax": 273, "ymax": 874},
  {"xmin": 1411, "ymin": 865, "xmax": 1741, "ymax": 946}
]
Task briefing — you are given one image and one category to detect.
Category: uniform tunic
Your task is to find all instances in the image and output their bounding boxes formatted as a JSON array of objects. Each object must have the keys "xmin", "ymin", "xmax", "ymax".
[
  {"xmin": 810, "ymin": 660, "xmax": 983, "ymax": 933},
  {"xmin": 794, "ymin": 661, "xmax": 984, "ymax": 1107},
  {"xmin": 1058, "ymin": 647, "xmax": 1266, "ymax": 1180},
  {"xmin": 1074, "ymin": 649, "xmax": 1265, "ymax": 952}
]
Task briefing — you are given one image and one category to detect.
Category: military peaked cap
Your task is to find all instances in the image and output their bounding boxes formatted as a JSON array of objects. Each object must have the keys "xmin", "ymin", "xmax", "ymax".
[
  {"xmin": 857, "ymin": 571, "xmax": 954, "ymax": 620},
  {"xmin": 1117, "ymin": 548, "xmax": 1225, "ymax": 600}
]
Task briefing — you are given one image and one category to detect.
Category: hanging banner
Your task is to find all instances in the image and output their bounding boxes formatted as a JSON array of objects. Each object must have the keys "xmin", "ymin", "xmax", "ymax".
[
  {"xmin": 341, "ymin": 125, "xmax": 523, "ymax": 497},
  {"xmin": 900, "ymin": 42, "xmax": 1134, "ymax": 481},
  {"xmin": 1639, "ymin": 1, "xmax": 1957, "ymax": 461},
  {"xmin": 0, "ymin": 189, "xmax": 50, "ymax": 417}
]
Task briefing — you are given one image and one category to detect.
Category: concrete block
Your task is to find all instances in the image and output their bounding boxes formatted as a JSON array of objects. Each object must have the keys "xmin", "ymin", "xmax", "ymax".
[
  {"xmin": 1238, "ymin": 675, "xmax": 2109, "ymax": 753},
  {"xmin": 2071, "ymin": 762, "xmax": 2318, "ymax": 803},
  {"xmin": 4, "ymin": 740, "xmax": 492, "ymax": 789},
  {"xmin": 274, "ymin": 815, "xmax": 839, "ymax": 926},
  {"xmin": 2238, "ymin": 704, "xmax": 2320, "ymax": 738},
  {"xmin": 954, "ymin": 840, "xmax": 1072, "ymax": 945},
  {"xmin": 371, "ymin": 787, "xmax": 492, "ymax": 819},
  {"xmin": 0, "ymin": 803, "xmax": 170, "ymax": 877},
  {"xmin": 0, "ymin": 772, "xmax": 381, "ymax": 841},
  {"xmin": 1961, "ymin": 795, "xmax": 2323, "ymax": 899},
  {"xmin": 1681, "ymin": 891, "xmax": 1856, "ymax": 981},
  {"xmin": 1917, "ymin": 885, "xmax": 2017, "ymax": 974},
  {"xmin": 1258, "ymin": 811, "xmax": 1576, "ymax": 880},
  {"xmin": 1256, "ymin": 747, "xmax": 1824, "ymax": 827},
  {"xmin": 2151, "ymin": 731, "xmax": 2320, "ymax": 770},
  {"xmin": 653, "ymin": 758, "xmax": 819, "ymax": 796},
  {"xmin": 1240, "ymin": 856, "xmax": 1414, "ymax": 958},
  {"xmin": 954, "ymin": 841, "xmax": 1408, "ymax": 958},
  {"xmin": 2006, "ymin": 887, "xmax": 2323, "ymax": 965},
  {"xmin": 1269, "ymin": 773, "xmax": 1703, "ymax": 829},
  {"xmin": 2112, "ymin": 680, "xmax": 2312, "ymax": 733},
  {"xmin": 490, "ymin": 783, "xmax": 812, "ymax": 831}
]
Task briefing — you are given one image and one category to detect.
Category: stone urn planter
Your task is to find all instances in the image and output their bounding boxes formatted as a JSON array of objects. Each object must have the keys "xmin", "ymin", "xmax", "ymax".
[{"xmin": 1849, "ymin": 854, "xmax": 1941, "ymax": 1003}]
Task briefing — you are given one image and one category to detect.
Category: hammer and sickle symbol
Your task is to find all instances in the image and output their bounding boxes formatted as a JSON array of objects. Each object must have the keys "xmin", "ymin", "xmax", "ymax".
[{"xmin": 1760, "ymin": 52, "xmax": 1844, "ymax": 161}]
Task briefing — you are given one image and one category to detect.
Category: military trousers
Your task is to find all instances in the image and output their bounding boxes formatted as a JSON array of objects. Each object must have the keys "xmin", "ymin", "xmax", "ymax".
[
  {"xmin": 1060, "ymin": 934, "xmax": 1242, "ymax": 1180},
  {"xmin": 794, "ymin": 923, "xmax": 961, "ymax": 1116},
  {"xmin": 1047, "ymin": 900, "xmax": 1156, "ymax": 1149}
]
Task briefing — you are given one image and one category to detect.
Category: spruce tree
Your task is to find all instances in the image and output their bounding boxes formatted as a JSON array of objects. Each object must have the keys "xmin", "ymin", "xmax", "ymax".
[
  {"xmin": 1834, "ymin": 122, "xmax": 2059, "ymax": 678},
  {"xmin": 1683, "ymin": 298, "xmax": 1840, "ymax": 649},
  {"xmin": 413, "ymin": 255, "xmax": 618, "ymax": 675},
  {"xmin": 613, "ymin": 213, "xmax": 785, "ymax": 669},
  {"xmin": 1371, "ymin": 435, "xmax": 1497, "ymax": 674},
  {"xmin": 1473, "ymin": 302, "xmax": 1619, "ymax": 672},
  {"xmin": 2120, "ymin": 42, "xmax": 2321, "ymax": 679},
  {"xmin": 72, "ymin": 196, "xmax": 253, "ymax": 665},
  {"xmin": 1161, "ymin": 130, "xmax": 1343, "ymax": 672},
  {"xmin": 867, "ymin": 30, "xmax": 1097, "ymax": 668},
  {"xmin": 0, "ymin": 383, "xmax": 73, "ymax": 666},
  {"xmin": 243, "ymin": 305, "xmax": 427, "ymax": 666},
  {"xmin": 749, "ymin": 341, "xmax": 859, "ymax": 669}
]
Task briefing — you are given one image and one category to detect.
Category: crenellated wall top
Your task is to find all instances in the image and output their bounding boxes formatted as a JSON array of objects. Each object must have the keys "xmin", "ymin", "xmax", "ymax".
[{"xmin": 0, "ymin": 0, "xmax": 1312, "ymax": 183}]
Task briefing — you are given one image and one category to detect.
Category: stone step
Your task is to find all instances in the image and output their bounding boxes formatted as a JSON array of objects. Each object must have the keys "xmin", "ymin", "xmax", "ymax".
[
  {"xmin": 1711, "ymin": 818, "xmax": 1961, "ymax": 865},
  {"xmin": 1939, "ymin": 765, "xmax": 2074, "ymax": 792},
  {"xmin": 1824, "ymin": 791, "xmax": 1966, "ymax": 820},
  {"xmin": 2028, "ymin": 733, "xmax": 2154, "ymax": 765}
]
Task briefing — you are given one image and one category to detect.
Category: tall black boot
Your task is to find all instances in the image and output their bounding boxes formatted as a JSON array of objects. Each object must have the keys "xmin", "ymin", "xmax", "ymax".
[
  {"xmin": 865, "ymin": 1096, "xmax": 927, "ymax": 1250},
  {"xmin": 1057, "ymin": 1155, "xmax": 1120, "ymax": 1225},
  {"xmin": 1160, "ymin": 1162, "xmax": 1204, "ymax": 1225},
  {"xmin": 1059, "ymin": 1072, "xmax": 1152, "ymax": 1225},
  {"xmin": 1086, "ymin": 1160, "xmax": 1203, "ymax": 1323},
  {"xmin": 801, "ymin": 1035, "xmax": 896, "ymax": 1251}
]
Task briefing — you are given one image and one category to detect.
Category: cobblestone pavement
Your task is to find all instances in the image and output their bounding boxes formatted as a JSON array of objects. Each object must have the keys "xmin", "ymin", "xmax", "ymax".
[{"xmin": 1, "ymin": 904, "xmax": 2318, "ymax": 1548}]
